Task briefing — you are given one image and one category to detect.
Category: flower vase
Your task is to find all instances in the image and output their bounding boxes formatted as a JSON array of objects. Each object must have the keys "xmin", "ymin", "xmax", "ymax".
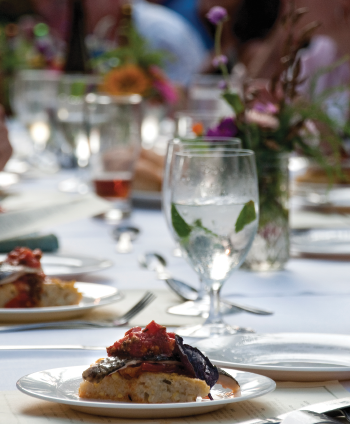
[{"xmin": 243, "ymin": 154, "xmax": 289, "ymax": 271}]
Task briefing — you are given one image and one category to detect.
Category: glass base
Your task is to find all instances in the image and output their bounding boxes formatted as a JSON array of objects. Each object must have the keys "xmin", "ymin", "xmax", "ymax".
[
  {"xmin": 175, "ymin": 323, "xmax": 255, "ymax": 338},
  {"xmin": 167, "ymin": 299, "xmax": 241, "ymax": 318},
  {"xmin": 94, "ymin": 208, "xmax": 131, "ymax": 224},
  {"xmin": 58, "ymin": 177, "xmax": 90, "ymax": 194}
]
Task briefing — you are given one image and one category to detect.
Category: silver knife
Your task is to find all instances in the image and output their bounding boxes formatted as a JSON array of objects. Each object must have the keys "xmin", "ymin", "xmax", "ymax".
[
  {"xmin": 238, "ymin": 398, "xmax": 350, "ymax": 424},
  {"xmin": 0, "ymin": 345, "xmax": 105, "ymax": 351}
]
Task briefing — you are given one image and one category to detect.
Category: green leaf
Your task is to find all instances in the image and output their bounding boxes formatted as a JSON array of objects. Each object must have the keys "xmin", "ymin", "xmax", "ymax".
[
  {"xmin": 222, "ymin": 92, "xmax": 244, "ymax": 114},
  {"xmin": 171, "ymin": 204, "xmax": 192, "ymax": 238},
  {"xmin": 235, "ymin": 200, "xmax": 257, "ymax": 233},
  {"xmin": 70, "ymin": 81, "xmax": 86, "ymax": 97}
]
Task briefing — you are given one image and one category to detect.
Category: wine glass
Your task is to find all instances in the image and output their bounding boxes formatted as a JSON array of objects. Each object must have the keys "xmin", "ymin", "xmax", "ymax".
[
  {"xmin": 163, "ymin": 137, "xmax": 241, "ymax": 308},
  {"xmin": 167, "ymin": 148, "xmax": 259, "ymax": 337}
]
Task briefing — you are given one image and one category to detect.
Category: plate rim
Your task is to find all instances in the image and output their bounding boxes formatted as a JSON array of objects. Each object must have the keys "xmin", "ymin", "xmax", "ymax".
[
  {"xmin": 0, "ymin": 282, "xmax": 122, "ymax": 315},
  {"xmin": 16, "ymin": 365, "xmax": 276, "ymax": 410},
  {"xmin": 197, "ymin": 333, "xmax": 350, "ymax": 373},
  {"xmin": 0, "ymin": 253, "xmax": 114, "ymax": 277}
]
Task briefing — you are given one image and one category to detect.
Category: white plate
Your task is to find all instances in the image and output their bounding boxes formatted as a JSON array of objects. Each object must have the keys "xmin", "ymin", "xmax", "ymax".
[
  {"xmin": 291, "ymin": 229, "xmax": 350, "ymax": 259},
  {"xmin": 196, "ymin": 333, "xmax": 350, "ymax": 382},
  {"xmin": 16, "ymin": 366, "xmax": 275, "ymax": 419},
  {"xmin": 0, "ymin": 253, "xmax": 113, "ymax": 278},
  {"xmin": 0, "ymin": 282, "xmax": 122, "ymax": 322},
  {"xmin": 0, "ymin": 171, "xmax": 19, "ymax": 188}
]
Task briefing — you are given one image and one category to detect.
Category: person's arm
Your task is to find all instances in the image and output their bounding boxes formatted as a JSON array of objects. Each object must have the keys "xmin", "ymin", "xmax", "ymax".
[{"xmin": 0, "ymin": 106, "xmax": 13, "ymax": 171}]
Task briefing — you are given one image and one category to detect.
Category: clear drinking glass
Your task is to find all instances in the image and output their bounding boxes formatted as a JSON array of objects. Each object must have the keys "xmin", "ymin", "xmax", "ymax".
[
  {"xmin": 56, "ymin": 74, "xmax": 100, "ymax": 193},
  {"xmin": 11, "ymin": 70, "xmax": 61, "ymax": 172},
  {"xmin": 12, "ymin": 69, "xmax": 61, "ymax": 150},
  {"xmin": 88, "ymin": 93, "xmax": 142, "ymax": 221},
  {"xmin": 163, "ymin": 137, "xmax": 242, "ymax": 308},
  {"xmin": 188, "ymin": 74, "xmax": 232, "ymax": 114},
  {"xmin": 168, "ymin": 148, "xmax": 259, "ymax": 337}
]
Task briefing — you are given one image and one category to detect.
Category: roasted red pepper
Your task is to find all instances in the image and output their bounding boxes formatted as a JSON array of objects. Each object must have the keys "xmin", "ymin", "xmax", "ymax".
[
  {"xmin": 107, "ymin": 320, "xmax": 176, "ymax": 358},
  {"xmin": 6, "ymin": 247, "xmax": 42, "ymax": 268}
]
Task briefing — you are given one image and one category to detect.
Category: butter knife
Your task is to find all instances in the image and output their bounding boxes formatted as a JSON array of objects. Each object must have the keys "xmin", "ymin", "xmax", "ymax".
[{"xmin": 0, "ymin": 345, "xmax": 105, "ymax": 351}]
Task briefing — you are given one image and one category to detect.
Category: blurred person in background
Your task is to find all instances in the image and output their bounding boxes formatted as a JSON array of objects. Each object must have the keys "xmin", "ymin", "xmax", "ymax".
[
  {"xmin": 234, "ymin": 0, "xmax": 350, "ymax": 95},
  {"xmin": 32, "ymin": 0, "xmax": 207, "ymax": 86},
  {"xmin": 0, "ymin": 106, "xmax": 12, "ymax": 170}
]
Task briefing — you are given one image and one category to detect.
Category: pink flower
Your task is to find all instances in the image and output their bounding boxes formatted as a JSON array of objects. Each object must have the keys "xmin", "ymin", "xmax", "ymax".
[
  {"xmin": 253, "ymin": 101, "xmax": 278, "ymax": 114},
  {"xmin": 149, "ymin": 66, "xmax": 178, "ymax": 105},
  {"xmin": 212, "ymin": 55, "xmax": 228, "ymax": 68},
  {"xmin": 206, "ymin": 6, "xmax": 228, "ymax": 25},
  {"xmin": 153, "ymin": 78, "xmax": 178, "ymax": 105},
  {"xmin": 245, "ymin": 109, "xmax": 279, "ymax": 130}
]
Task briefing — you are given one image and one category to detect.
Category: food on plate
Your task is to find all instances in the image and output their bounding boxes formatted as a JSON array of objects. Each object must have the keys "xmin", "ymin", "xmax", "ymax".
[
  {"xmin": 79, "ymin": 320, "xmax": 240, "ymax": 403},
  {"xmin": 0, "ymin": 247, "xmax": 82, "ymax": 308},
  {"xmin": 133, "ymin": 148, "xmax": 165, "ymax": 192},
  {"xmin": 296, "ymin": 166, "xmax": 350, "ymax": 185}
]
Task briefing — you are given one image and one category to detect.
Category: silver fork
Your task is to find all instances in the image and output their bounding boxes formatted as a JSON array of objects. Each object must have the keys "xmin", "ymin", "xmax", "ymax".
[{"xmin": 0, "ymin": 291, "xmax": 156, "ymax": 332}]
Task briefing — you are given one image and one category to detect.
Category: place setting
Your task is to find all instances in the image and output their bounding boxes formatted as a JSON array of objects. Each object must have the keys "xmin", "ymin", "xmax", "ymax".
[{"xmin": 1, "ymin": 1, "xmax": 350, "ymax": 423}]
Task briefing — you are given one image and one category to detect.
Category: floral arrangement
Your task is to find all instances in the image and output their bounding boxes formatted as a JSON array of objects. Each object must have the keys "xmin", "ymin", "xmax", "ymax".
[
  {"xmin": 0, "ymin": 18, "xmax": 64, "ymax": 73},
  {"xmin": 96, "ymin": 25, "xmax": 178, "ymax": 105},
  {"xmin": 205, "ymin": 3, "xmax": 349, "ymax": 180},
  {"xmin": 203, "ymin": 3, "xmax": 350, "ymax": 270}
]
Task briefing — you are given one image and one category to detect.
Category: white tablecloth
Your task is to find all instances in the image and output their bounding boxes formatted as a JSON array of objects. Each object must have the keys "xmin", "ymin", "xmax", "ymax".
[{"xmin": 1, "ymin": 171, "xmax": 350, "ymax": 393}]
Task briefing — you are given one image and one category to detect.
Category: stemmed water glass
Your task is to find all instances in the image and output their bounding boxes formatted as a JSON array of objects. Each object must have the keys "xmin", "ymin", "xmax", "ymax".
[
  {"xmin": 163, "ymin": 137, "xmax": 241, "ymax": 315},
  {"xmin": 167, "ymin": 148, "xmax": 259, "ymax": 337}
]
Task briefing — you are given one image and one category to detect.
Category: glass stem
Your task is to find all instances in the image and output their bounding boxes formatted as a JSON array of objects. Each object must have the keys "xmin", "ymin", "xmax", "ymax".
[
  {"xmin": 197, "ymin": 278, "xmax": 207, "ymax": 301},
  {"xmin": 205, "ymin": 283, "xmax": 223, "ymax": 325}
]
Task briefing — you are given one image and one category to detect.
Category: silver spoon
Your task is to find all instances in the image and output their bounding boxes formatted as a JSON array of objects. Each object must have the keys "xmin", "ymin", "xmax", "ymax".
[
  {"xmin": 113, "ymin": 225, "xmax": 140, "ymax": 254},
  {"xmin": 138, "ymin": 252, "xmax": 273, "ymax": 316}
]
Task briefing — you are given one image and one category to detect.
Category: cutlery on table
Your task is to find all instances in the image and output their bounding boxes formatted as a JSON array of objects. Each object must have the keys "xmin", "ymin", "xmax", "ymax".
[
  {"xmin": 242, "ymin": 398, "xmax": 350, "ymax": 424},
  {"xmin": 138, "ymin": 252, "xmax": 273, "ymax": 316},
  {"xmin": 253, "ymin": 410, "xmax": 342, "ymax": 424},
  {"xmin": 112, "ymin": 225, "xmax": 140, "ymax": 254},
  {"xmin": 0, "ymin": 291, "xmax": 155, "ymax": 332}
]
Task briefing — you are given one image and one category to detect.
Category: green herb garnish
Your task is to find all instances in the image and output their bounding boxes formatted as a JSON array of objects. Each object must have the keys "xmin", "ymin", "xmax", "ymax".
[
  {"xmin": 171, "ymin": 204, "xmax": 192, "ymax": 238},
  {"xmin": 235, "ymin": 200, "xmax": 257, "ymax": 233}
]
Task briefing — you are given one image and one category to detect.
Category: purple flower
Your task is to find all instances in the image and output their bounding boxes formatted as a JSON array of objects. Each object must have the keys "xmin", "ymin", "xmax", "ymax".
[
  {"xmin": 206, "ymin": 117, "xmax": 238, "ymax": 137},
  {"xmin": 218, "ymin": 80, "xmax": 227, "ymax": 90},
  {"xmin": 212, "ymin": 55, "xmax": 228, "ymax": 68},
  {"xmin": 206, "ymin": 6, "xmax": 228, "ymax": 25}
]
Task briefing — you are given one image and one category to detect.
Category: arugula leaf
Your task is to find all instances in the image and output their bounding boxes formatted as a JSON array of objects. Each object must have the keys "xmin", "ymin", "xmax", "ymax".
[
  {"xmin": 171, "ymin": 204, "xmax": 192, "ymax": 238},
  {"xmin": 235, "ymin": 200, "xmax": 257, "ymax": 233}
]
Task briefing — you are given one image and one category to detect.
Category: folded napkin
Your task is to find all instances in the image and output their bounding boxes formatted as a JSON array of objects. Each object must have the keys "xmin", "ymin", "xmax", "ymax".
[{"xmin": 0, "ymin": 234, "xmax": 59, "ymax": 253}]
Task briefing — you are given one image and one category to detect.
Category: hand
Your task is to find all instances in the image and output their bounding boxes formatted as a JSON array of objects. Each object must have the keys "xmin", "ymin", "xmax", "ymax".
[{"xmin": 0, "ymin": 106, "xmax": 12, "ymax": 171}]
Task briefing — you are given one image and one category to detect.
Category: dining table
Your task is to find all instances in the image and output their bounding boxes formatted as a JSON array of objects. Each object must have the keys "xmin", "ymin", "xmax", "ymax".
[{"xmin": 2, "ymin": 145, "xmax": 350, "ymax": 422}]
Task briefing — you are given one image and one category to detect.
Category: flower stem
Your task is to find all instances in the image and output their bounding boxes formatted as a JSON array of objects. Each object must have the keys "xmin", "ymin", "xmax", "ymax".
[{"xmin": 214, "ymin": 22, "xmax": 230, "ymax": 83}]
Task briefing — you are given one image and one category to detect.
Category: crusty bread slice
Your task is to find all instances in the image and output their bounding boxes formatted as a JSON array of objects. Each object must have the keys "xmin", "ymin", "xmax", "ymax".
[
  {"xmin": 40, "ymin": 279, "xmax": 82, "ymax": 307},
  {"xmin": 79, "ymin": 371, "xmax": 210, "ymax": 403},
  {"xmin": 0, "ymin": 279, "xmax": 82, "ymax": 308}
]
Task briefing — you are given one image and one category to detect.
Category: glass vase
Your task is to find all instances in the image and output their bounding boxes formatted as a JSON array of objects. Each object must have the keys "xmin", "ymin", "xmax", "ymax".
[{"xmin": 243, "ymin": 154, "xmax": 289, "ymax": 271}]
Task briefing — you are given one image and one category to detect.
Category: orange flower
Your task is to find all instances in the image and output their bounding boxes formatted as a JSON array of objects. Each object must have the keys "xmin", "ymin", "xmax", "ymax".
[
  {"xmin": 100, "ymin": 65, "xmax": 151, "ymax": 96},
  {"xmin": 192, "ymin": 122, "xmax": 204, "ymax": 136}
]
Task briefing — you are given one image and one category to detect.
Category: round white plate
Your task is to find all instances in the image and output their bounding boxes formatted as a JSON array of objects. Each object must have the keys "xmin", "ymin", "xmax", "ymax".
[
  {"xmin": 0, "ymin": 253, "xmax": 113, "ymax": 278},
  {"xmin": 0, "ymin": 282, "xmax": 122, "ymax": 322},
  {"xmin": 291, "ymin": 229, "xmax": 350, "ymax": 259},
  {"xmin": 196, "ymin": 333, "xmax": 350, "ymax": 382},
  {"xmin": 0, "ymin": 171, "xmax": 19, "ymax": 188},
  {"xmin": 16, "ymin": 366, "xmax": 275, "ymax": 419}
]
